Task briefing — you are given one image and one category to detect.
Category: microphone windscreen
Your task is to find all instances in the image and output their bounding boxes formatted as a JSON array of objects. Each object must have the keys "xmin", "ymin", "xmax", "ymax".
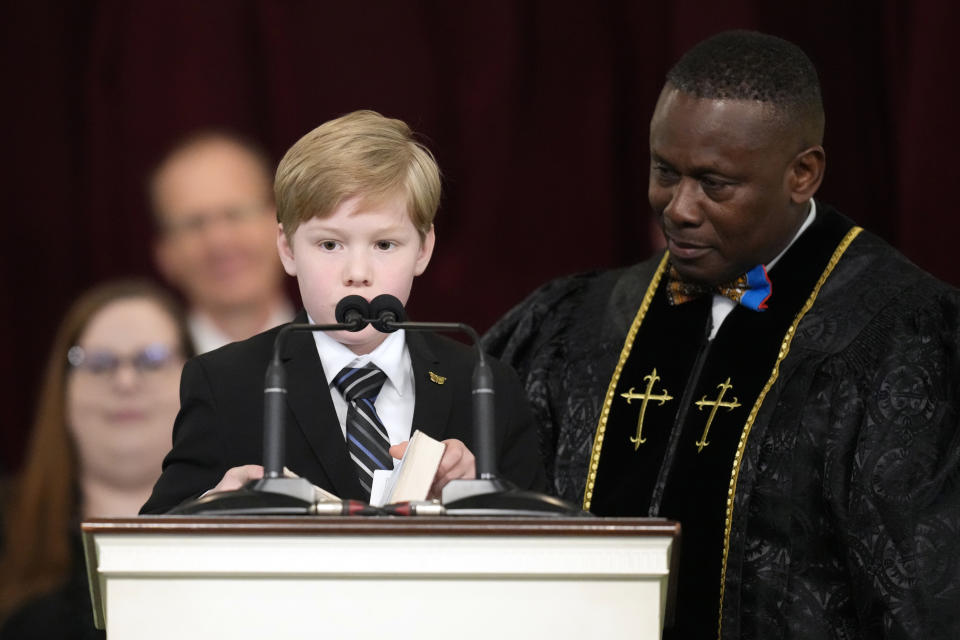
[
  {"xmin": 368, "ymin": 294, "xmax": 406, "ymax": 332},
  {"xmin": 334, "ymin": 296, "xmax": 370, "ymax": 331}
]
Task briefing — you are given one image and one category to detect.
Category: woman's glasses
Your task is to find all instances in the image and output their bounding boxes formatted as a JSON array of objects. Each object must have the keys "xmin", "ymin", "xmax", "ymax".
[{"xmin": 67, "ymin": 344, "xmax": 181, "ymax": 377}]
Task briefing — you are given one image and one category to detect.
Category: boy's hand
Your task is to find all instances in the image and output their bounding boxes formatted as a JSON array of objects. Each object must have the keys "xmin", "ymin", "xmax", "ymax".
[
  {"xmin": 431, "ymin": 439, "xmax": 476, "ymax": 498},
  {"xmin": 211, "ymin": 464, "xmax": 264, "ymax": 493},
  {"xmin": 389, "ymin": 439, "xmax": 476, "ymax": 499}
]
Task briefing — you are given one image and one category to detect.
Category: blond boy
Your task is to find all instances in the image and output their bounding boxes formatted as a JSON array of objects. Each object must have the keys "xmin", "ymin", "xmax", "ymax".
[{"xmin": 143, "ymin": 111, "xmax": 543, "ymax": 511}]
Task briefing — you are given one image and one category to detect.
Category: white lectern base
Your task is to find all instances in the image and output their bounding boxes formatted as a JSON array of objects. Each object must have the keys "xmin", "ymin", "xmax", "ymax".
[{"xmin": 83, "ymin": 517, "xmax": 678, "ymax": 640}]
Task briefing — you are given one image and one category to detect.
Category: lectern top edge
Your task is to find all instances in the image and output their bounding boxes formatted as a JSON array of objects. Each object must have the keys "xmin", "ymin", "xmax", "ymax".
[{"xmin": 81, "ymin": 515, "xmax": 681, "ymax": 538}]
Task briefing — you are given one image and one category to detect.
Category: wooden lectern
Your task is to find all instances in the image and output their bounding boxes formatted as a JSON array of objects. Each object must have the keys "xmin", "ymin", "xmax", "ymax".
[{"xmin": 83, "ymin": 516, "xmax": 678, "ymax": 639}]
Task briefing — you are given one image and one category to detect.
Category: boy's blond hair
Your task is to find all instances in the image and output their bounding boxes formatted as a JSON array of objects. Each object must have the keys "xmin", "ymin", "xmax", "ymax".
[{"xmin": 275, "ymin": 110, "xmax": 441, "ymax": 238}]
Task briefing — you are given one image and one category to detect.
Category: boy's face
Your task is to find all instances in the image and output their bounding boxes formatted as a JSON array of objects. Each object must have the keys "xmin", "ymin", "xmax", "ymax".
[{"xmin": 277, "ymin": 192, "xmax": 435, "ymax": 355}]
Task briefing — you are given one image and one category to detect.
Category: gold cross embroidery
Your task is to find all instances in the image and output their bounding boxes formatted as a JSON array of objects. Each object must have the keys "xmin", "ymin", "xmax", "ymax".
[
  {"xmin": 621, "ymin": 368, "xmax": 673, "ymax": 450},
  {"xmin": 693, "ymin": 377, "xmax": 741, "ymax": 452}
]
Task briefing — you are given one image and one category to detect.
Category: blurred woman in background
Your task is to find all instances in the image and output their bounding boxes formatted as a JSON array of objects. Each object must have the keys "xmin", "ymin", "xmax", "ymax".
[{"xmin": 0, "ymin": 280, "xmax": 194, "ymax": 638}]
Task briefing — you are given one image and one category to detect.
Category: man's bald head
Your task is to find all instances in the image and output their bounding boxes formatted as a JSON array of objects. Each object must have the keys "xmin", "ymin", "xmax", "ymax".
[{"xmin": 149, "ymin": 132, "xmax": 274, "ymax": 228}]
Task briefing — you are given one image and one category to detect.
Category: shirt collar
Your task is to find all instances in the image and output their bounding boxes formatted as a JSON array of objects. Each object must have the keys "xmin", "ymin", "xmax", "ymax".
[
  {"xmin": 189, "ymin": 300, "xmax": 294, "ymax": 354},
  {"xmin": 309, "ymin": 321, "xmax": 410, "ymax": 397},
  {"xmin": 766, "ymin": 199, "xmax": 817, "ymax": 271}
]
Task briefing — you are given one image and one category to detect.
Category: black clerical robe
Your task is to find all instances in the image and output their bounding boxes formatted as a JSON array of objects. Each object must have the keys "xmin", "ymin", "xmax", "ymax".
[{"xmin": 483, "ymin": 203, "xmax": 960, "ymax": 639}]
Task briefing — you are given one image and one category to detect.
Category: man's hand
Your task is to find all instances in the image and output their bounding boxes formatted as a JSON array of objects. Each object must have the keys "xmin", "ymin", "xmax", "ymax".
[
  {"xmin": 211, "ymin": 464, "xmax": 264, "ymax": 492},
  {"xmin": 389, "ymin": 438, "xmax": 476, "ymax": 499}
]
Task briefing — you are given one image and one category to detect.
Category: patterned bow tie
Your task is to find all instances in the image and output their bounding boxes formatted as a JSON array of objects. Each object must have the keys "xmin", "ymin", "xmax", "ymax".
[{"xmin": 665, "ymin": 263, "xmax": 772, "ymax": 311}]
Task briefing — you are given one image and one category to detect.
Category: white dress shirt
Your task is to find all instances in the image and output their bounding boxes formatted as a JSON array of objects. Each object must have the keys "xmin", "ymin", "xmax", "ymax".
[
  {"xmin": 708, "ymin": 200, "xmax": 817, "ymax": 340},
  {"xmin": 189, "ymin": 301, "xmax": 295, "ymax": 354},
  {"xmin": 310, "ymin": 326, "xmax": 415, "ymax": 446}
]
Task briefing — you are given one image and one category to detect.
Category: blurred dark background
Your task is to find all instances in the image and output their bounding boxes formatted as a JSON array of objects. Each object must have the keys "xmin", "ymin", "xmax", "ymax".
[{"xmin": 2, "ymin": 0, "xmax": 958, "ymax": 472}]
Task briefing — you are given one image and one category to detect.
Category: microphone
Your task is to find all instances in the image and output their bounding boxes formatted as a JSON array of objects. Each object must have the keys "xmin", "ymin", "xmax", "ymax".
[
  {"xmin": 367, "ymin": 294, "xmax": 406, "ymax": 332},
  {"xmin": 364, "ymin": 294, "xmax": 496, "ymax": 479},
  {"xmin": 262, "ymin": 297, "xmax": 370, "ymax": 480},
  {"xmin": 170, "ymin": 297, "xmax": 374, "ymax": 515},
  {"xmin": 362, "ymin": 295, "xmax": 581, "ymax": 516},
  {"xmin": 336, "ymin": 295, "xmax": 370, "ymax": 332}
]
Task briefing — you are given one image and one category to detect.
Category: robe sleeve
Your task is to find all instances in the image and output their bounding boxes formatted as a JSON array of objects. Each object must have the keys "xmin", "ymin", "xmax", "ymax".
[
  {"xmin": 482, "ymin": 272, "xmax": 603, "ymax": 495},
  {"xmin": 820, "ymin": 292, "xmax": 960, "ymax": 638},
  {"xmin": 483, "ymin": 274, "xmax": 599, "ymax": 375}
]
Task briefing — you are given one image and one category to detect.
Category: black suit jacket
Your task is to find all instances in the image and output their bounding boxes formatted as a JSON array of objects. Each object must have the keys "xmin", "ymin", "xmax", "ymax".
[{"xmin": 142, "ymin": 316, "xmax": 544, "ymax": 513}]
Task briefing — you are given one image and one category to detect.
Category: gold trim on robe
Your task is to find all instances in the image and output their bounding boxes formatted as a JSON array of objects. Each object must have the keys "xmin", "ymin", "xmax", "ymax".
[
  {"xmin": 582, "ymin": 252, "xmax": 671, "ymax": 511},
  {"xmin": 716, "ymin": 226, "xmax": 862, "ymax": 638},
  {"xmin": 579, "ymin": 226, "xmax": 865, "ymax": 639}
]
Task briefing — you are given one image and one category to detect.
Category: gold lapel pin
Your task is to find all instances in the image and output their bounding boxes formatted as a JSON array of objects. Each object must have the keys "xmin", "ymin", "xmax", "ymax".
[{"xmin": 429, "ymin": 371, "xmax": 446, "ymax": 385}]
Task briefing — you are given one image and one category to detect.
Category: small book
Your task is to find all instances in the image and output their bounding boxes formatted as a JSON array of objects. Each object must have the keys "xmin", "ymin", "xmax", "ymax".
[{"xmin": 370, "ymin": 430, "xmax": 446, "ymax": 507}]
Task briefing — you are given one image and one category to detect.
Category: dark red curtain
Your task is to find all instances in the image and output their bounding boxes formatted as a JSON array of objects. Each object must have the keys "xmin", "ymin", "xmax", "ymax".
[{"xmin": 2, "ymin": 0, "xmax": 958, "ymax": 470}]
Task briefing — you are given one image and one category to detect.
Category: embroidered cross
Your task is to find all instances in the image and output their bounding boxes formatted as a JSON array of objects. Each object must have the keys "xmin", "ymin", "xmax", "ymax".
[
  {"xmin": 621, "ymin": 368, "xmax": 674, "ymax": 450},
  {"xmin": 693, "ymin": 377, "xmax": 741, "ymax": 452}
]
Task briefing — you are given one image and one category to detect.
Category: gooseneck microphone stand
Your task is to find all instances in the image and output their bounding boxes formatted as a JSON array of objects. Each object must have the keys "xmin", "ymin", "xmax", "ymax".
[
  {"xmin": 170, "ymin": 297, "xmax": 372, "ymax": 515},
  {"xmin": 171, "ymin": 294, "xmax": 583, "ymax": 516},
  {"xmin": 365, "ymin": 295, "xmax": 584, "ymax": 516}
]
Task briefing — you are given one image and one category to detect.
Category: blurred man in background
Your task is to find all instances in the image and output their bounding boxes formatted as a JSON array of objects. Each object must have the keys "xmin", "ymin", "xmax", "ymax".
[{"xmin": 150, "ymin": 132, "xmax": 293, "ymax": 353}]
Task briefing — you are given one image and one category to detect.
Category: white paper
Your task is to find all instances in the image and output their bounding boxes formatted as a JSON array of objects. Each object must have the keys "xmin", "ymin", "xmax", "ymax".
[{"xmin": 369, "ymin": 467, "xmax": 398, "ymax": 508}]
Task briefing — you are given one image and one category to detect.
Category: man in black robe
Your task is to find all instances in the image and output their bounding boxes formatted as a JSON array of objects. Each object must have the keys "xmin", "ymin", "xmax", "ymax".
[{"xmin": 484, "ymin": 31, "xmax": 960, "ymax": 639}]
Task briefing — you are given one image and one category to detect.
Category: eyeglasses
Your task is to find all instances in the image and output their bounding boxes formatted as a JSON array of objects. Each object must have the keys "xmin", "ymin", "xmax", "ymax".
[
  {"xmin": 67, "ymin": 344, "xmax": 182, "ymax": 377},
  {"xmin": 162, "ymin": 203, "xmax": 271, "ymax": 238}
]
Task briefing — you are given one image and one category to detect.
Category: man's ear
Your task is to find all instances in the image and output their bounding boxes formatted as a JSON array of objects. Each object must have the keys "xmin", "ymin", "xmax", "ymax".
[
  {"xmin": 413, "ymin": 225, "xmax": 436, "ymax": 277},
  {"xmin": 276, "ymin": 224, "xmax": 298, "ymax": 276},
  {"xmin": 788, "ymin": 146, "xmax": 826, "ymax": 204}
]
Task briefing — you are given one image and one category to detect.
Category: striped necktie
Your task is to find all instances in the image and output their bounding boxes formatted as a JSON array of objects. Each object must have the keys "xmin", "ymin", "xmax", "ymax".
[{"xmin": 334, "ymin": 365, "xmax": 394, "ymax": 497}]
